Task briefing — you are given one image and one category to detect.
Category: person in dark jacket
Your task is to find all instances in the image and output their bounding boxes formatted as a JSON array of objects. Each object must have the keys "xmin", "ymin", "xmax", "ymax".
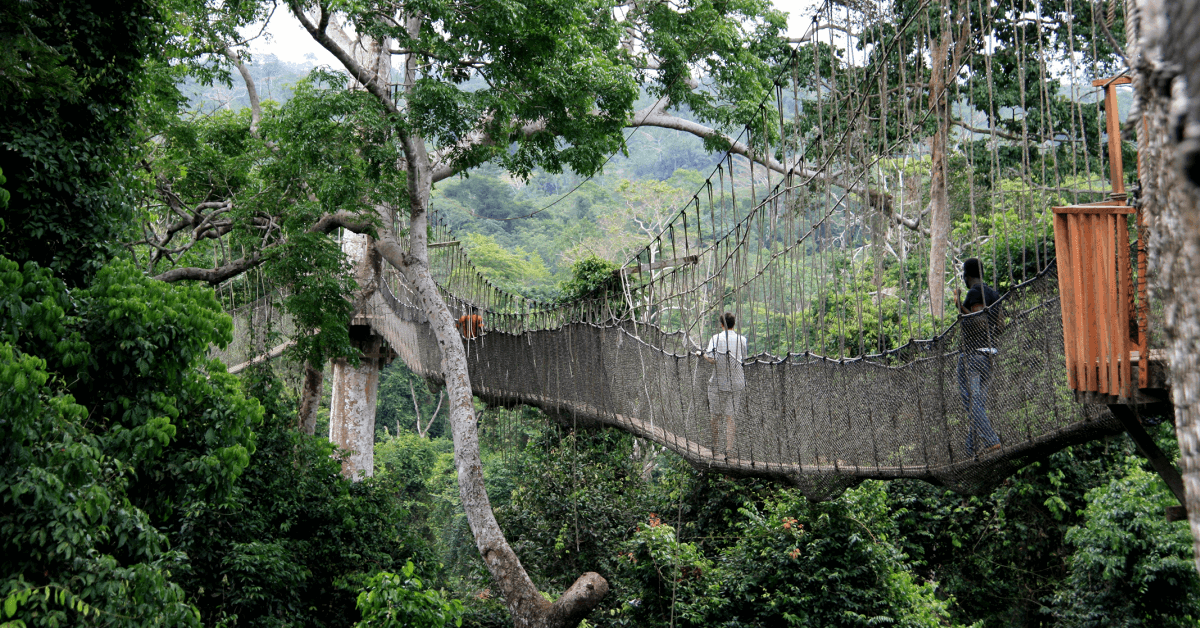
[{"xmin": 954, "ymin": 258, "xmax": 1002, "ymax": 456}]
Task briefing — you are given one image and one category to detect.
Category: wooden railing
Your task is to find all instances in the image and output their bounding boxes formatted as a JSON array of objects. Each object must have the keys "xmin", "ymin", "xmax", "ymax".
[
  {"xmin": 1051, "ymin": 75, "xmax": 1150, "ymax": 402},
  {"xmin": 1052, "ymin": 201, "xmax": 1141, "ymax": 400}
]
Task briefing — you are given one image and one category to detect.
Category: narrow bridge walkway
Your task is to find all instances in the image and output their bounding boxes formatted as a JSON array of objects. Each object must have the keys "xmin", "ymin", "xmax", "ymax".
[{"xmin": 364, "ymin": 262, "xmax": 1124, "ymax": 500}]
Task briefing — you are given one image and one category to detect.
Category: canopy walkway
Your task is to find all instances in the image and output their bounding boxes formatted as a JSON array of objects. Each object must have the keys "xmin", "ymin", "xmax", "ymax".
[
  {"xmin": 217, "ymin": 249, "xmax": 1165, "ymax": 500},
  {"xmin": 367, "ymin": 261, "xmax": 1131, "ymax": 500},
  {"xmin": 212, "ymin": 0, "xmax": 1176, "ymax": 500}
]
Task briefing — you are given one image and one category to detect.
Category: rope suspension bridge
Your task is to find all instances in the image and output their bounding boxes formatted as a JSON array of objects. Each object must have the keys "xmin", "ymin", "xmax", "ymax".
[{"xmin": 212, "ymin": 0, "xmax": 1174, "ymax": 501}]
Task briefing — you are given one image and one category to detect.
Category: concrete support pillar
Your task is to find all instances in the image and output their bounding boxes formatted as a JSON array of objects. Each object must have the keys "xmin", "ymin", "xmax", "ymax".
[{"xmin": 330, "ymin": 334, "xmax": 387, "ymax": 479}]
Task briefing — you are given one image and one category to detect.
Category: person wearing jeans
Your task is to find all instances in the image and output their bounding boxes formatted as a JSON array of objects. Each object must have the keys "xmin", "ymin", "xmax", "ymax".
[
  {"xmin": 958, "ymin": 351, "xmax": 999, "ymax": 455},
  {"xmin": 955, "ymin": 258, "xmax": 1002, "ymax": 456}
]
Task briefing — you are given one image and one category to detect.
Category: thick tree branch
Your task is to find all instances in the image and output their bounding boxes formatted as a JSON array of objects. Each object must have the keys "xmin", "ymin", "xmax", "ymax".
[
  {"xmin": 154, "ymin": 252, "xmax": 263, "ymax": 284},
  {"xmin": 289, "ymin": 2, "xmax": 403, "ymax": 121},
  {"xmin": 221, "ymin": 45, "xmax": 262, "ymax": 135},
  {"xmin": 309, "ymin": 210, "xmax": 377, "ymax": 234},
  {"xmin": 629, "ymin": 103, "xmax": 894, "ymax": 211}
]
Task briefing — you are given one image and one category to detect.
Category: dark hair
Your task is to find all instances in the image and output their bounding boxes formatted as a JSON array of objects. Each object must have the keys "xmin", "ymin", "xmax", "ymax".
[
  {"xmin": 721, "ymin": 312, "xmax": 736, "ymax": 329},
  {"xmin": 963, "ymin": 258, "xmax": 983, "ymax": 281}
]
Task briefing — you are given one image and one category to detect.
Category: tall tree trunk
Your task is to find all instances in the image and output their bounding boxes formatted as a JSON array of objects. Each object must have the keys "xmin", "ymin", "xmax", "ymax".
[
  {"xmin": 290, "ymin": 6, "xmax": 610, "ymax": 622},
  {"xmin": 298, "ymin": 361, "xmax": 323, "ymax": 435},
  {"xmin": 329, "ymin": 230, "xmax": 387, "ymax": 478},
  {"xmin": 927, "ymin": 29, "xmax": 953, "ymax": 319},
  {"xmin": 1131, "ymin": 0, "xmax": 1200, "ymax": 571},
  {"xmin": 329, "ymin": 336, "xmax": 385, "ymax": 478},
  {"xmin": 373, "ymin": 134, "xmax": 608, "ymax": 624}
]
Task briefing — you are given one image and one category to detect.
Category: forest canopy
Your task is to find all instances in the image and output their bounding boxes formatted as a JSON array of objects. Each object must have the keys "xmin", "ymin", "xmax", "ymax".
[{"xmin": 2, "ymin": 0, "xmax": 1198, "ymax": 627}]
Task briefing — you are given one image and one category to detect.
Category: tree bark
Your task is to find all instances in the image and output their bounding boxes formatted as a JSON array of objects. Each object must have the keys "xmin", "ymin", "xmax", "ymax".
[
  {"xmin": 329, "ymin": 335, "xmax": 384, "ymax": 479},
  {"xmin": 1131, "ymin": 0, "xmax": 1200, "ymax": 571},
  {"xmin": 374, "ymin": 229, "xmax": 608, "ymax": 628},
  {"xmin": 329, "ymin": 230, "xmax": 387, "ymax": 477},
  {"xmin": 926, "ymin": 30, "xmax": 952, "ymax": 319},
  {"xmin": 298, "ymin": 360, "xmax": 324, "ymax": 435}
]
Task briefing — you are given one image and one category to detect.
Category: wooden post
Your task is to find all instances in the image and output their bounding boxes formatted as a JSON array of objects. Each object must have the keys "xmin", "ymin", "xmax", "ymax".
[
  {"xmin": 1092, "ymin": 76, "xmax": 1131, "ymax": 197},
  {"xmin": 1135, "ymin": 115, "xmax": 1151, "ymax": 389}
]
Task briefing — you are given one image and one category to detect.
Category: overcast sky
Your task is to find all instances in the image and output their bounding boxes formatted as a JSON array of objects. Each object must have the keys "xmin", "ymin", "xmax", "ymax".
[{"xmin": 246, "ymin": 0, "xmax": 826, "ymax": 66}]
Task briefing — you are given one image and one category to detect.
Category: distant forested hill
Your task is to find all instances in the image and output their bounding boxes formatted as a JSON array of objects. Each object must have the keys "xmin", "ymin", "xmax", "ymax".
[{"xmin": 179, "ymin": 54, "xmax": 319, "ymax": 112}]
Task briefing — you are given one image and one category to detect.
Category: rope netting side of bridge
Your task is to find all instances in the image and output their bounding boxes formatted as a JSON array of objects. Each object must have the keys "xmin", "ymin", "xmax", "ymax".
[
  {"xmin": 215, "ymin": 0, "xmax": 1149, "ymax": 498},
  {"xmin": 371, "ymin": 258, "xmax": 1120, "ymax": 499}
]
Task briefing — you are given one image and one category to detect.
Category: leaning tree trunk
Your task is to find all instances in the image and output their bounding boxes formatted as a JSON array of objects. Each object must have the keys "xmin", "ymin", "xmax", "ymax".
[
  {"xmin": 373, "ymin": 134, "xmax": 608, "ymax": 627},
  {"xmin": 1130, "ymin": 0, "xmax": 1200, "ymax": 570},
  {"xmin": 289, "ymin": 6, "xmax": 611, "ymax": 622}
]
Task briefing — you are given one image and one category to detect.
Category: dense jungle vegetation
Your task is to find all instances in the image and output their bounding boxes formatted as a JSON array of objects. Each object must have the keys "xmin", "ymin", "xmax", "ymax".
[{"xmin": 2, "ymin": 0, "xmax": 1198, "ymax": 627}]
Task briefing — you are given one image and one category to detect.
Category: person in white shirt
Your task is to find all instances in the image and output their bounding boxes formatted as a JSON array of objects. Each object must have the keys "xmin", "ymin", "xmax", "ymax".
[{"xmin": 704, "ymin": 312, "xmax": 747, "ymax": 455}]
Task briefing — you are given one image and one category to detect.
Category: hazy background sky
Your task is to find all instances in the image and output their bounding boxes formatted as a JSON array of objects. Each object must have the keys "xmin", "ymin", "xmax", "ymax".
[{"xmin": 246, "ymin": 0, "xmax": 827, "ymax": 66}]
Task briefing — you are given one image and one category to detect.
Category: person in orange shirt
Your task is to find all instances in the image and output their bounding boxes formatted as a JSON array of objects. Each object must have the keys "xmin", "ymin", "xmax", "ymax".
[{"xmin": 456, "ymin": 314, "xmax": 483, "ymax": 339}]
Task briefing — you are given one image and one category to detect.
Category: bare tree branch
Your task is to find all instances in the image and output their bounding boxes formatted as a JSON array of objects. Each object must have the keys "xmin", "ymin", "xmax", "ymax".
[
  {"xmin": 151, "ymin": 210, "xmax": 371, "ymax": 284},
  {"xmin": 290, "ymin": 2, "xmax": 403, "ymax": 121},
  {"xmin": 409, "ymin": 379, "xmax": 426, "ymax": 437},
  {"xmin": 221, "ymin": 45, "xmax": 262, "ymax": 135},
  {"xmin": 154, "ymin": 252, "xmax": 263, "ymax": 284},
  {"xmin": 951, "ymin": 119, "xmax": 1024, "ymax": 142},
  {"xmin": 426, "ymin": 390, "xmax": 444, "ymax": 437},
  {"xmin": 629, "ymin": 102, "xmax": 895, "ymax": 211}
]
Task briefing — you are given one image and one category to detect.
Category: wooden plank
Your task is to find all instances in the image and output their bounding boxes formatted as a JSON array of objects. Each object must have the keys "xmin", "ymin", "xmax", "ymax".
[
  {"xmin": 1091, "ymin": 76, "xmax": 1132, "ymax": 87},
  {"xmin": 1089, "ymin": 214, "xmax": 1110, "ymax": 394},
  {"xmin": 1092, "ymin": 215, "xmax": 1107, "ymax": 394},
  {"xmin": 1054, "ymin": 205, "xmax": 1134, "ymax": 215},
  {"xmin": 1053, "ymin": 212, "xmax": 1078, "ymax": 389},
  {"xmin": 1116, "ymin": 211, "xmax": 1133, "ymax": 399},
  {"xmin": 1077, "ymin": 215, "xmax": 1099, "ymax": 391},
  {"xmin": 1102, "ymin": 215, "xmax": 1120, "ymax": 395},
  {"xmin": 1068, "ymin": 214, "xmax": 1090, "ymax": 390},
  {"xmin": 429, "ymin": 240, "xmax": 461, "ymax": 248}
]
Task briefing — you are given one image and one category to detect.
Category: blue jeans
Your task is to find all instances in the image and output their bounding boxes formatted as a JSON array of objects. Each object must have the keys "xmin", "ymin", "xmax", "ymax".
[{"xmin": 958, "ymin": 352, "xmax": 999, "ymax": 455}]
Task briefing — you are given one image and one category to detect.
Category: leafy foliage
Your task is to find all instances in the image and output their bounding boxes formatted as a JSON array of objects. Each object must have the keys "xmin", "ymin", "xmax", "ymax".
[
  {"xmin": 558, "ymin": 257, "xmax": 623, "ymax": 302},
  {"xmin": 1047, "ymin": 461, "xmax": 1200, "ymax": 626},
  {"xmin": 356, "ymin": 561, "xmax": 465, "ymax": 628},
  {"xmin": 0, "ymin": 256, "xmax": 239, "ymax": 628},
  {"xmin": 0, "ymin": 0, "xmax": 164, "ymax": 284},
  {"xmin": 171, "ymin": 368, "xmax": 428, "ymax": 627}
]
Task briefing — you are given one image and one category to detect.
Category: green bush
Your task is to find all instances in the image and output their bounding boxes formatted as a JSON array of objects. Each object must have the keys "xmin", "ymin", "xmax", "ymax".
[
  {"xmin": 356, "ymin": 561, "xmax": 464, "ymax": 628},
  {"xmin": 1047, "ymin": 461, "xmax": 1200, "ymax": 626}
]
